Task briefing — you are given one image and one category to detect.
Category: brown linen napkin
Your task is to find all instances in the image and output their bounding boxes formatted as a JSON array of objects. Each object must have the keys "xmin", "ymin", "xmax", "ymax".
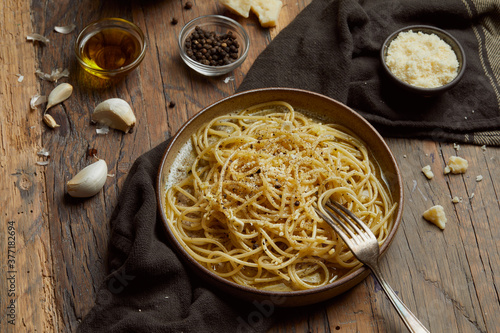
[
  {"xmin": 78, "ymin": 140, "xmax": 275, "ymax": 333},
  {"xmin": 237, "ymin": 0, "xmax": 500, "ymax": 146}
]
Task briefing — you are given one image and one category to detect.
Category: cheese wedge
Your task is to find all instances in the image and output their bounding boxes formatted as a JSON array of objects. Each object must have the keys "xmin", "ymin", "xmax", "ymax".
[
  {"xmin": 423, "ymin": 205, "xmax": 447, "ymax": 230},
  {"xmin": 220, "ymin": 0, "xmax": 252, "ymax": 18},
  {"xmin": 220, "ymin": 0, "xmax": 283, "ymax": 27},
  {"xmin": 250, "ymin": 0, "xmax": 283, "ymax": 27}
]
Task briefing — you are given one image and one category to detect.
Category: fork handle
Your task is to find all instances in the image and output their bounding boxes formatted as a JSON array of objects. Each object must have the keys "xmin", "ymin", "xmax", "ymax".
[{"xmin": 370, "ymin": 265, "xmax": 430, "ymax": 333}]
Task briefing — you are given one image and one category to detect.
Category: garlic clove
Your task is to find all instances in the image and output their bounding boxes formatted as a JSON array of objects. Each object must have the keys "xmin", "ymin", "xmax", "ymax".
[
  {"xmin": 46, "ymin": 83, "xmax": 73, "ymax": 111},
  {"xmin": 92, "ymin": 98, "xmax": 136, "ymax": 133},
  {"xmin": 67, "ymin": 159, "xmax": 108, "ymax": 198},
  {"xmin": 43, "ymin": 114, "xmax": 60, "ymax": 128}
]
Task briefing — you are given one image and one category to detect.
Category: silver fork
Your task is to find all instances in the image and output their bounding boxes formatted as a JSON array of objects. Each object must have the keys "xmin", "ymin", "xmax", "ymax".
[{"xmin": 315, "ymin": 200, "xmax": 430, "ymax": 333}]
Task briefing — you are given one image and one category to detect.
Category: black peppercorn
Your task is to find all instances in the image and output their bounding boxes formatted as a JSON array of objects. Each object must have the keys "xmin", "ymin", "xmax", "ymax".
[
  {"xmin": 184, "ymin": 2, "xmax": 193, "ymax": 9},
  {"xmin": 87, "ymin": 148, "xmax": 97, "ymax": 157},
  {"xmin": 184, "ymin": 26, "xmax": 240, "ymax": 67}
]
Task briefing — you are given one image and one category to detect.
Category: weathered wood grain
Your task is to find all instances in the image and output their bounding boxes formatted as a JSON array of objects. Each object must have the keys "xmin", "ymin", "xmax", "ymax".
[
  {"xmin": 1, "ymin": 1, "xmax": 499, "ymax": 332},
  {"xmin": 0, "ymin": 0, "xmax": 60, "ymax": 332}
]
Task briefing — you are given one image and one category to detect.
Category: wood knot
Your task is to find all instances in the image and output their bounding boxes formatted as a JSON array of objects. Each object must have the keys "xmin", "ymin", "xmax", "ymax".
[{"xmin": 20, "ymin": 175, "xmax": 32, "ymax": 191}]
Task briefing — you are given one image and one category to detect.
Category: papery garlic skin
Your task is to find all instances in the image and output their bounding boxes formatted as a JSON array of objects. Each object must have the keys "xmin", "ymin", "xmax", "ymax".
[
  {"xmin": 27, "ymin": 33, "xmax": 50, "ymax": 44},
  {"xmin": 30, "ymin": 94, "xmax": 47, "ymax": 109},
  {"xmin": 67, "ymin": 159, "xmax": 108, "ymax": 198},
  {"xmin": 92, "ymin": 98, "xmax": 136, "ymax": 133},
  {"xmin": 43, "ymin": 114, "xmax": 60, "ymax": 128},
  {"xmin": 54, "ymin": 24, "xmax": 76, "ymax": 34},
  {"xmin": 46, "ymin": 83, "xmax": 73, "ymax": 111},
  {"xmin": 36, "ymin": 68, "xmax": 70, "ymax": 82}
]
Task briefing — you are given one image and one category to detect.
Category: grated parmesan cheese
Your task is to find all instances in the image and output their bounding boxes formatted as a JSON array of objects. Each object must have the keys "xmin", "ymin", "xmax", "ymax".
[{"xmin": 386, "ymin": 30, "xmax": 459, "ymax": 88}]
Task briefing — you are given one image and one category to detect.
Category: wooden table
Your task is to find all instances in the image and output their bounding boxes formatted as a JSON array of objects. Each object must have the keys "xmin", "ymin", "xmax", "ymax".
[{"xmin": 2, "ymin": 1, "xmax": 499, "ymax": 332}]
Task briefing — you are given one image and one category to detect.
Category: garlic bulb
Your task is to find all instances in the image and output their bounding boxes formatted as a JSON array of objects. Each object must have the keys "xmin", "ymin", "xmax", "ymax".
[
  {"xmin": 46, "ymin": 83, "xmax": 73, "ymax": 111},
  {"xmin": 67, "ymin": 159, "xmax": 107, "ymax": 198},
  {"xmin": 92, "ymin": 98, "xmax": 136, "ymax": 133}
]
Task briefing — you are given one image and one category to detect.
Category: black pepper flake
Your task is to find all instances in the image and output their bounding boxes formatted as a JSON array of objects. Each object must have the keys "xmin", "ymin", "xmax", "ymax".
[
  {"xmin": 87, "ymin": 148, "xmax": 97, "ymax": 157},
  {"xmin": 169, "ymin": 101, "xmax": 176, "ymax": 108},
  {"xmin": 184, "ymin": 1, "xmax": 193, "ymax": 9},
  {"xmin": 171, "ymin": 18, "xmax": 178, "ymax": 25}
]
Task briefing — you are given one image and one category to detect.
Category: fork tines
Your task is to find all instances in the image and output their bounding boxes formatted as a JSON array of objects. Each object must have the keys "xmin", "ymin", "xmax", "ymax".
[{"xmin": 314, "ymin": 200, "xmax": 376, "ymax": 245}]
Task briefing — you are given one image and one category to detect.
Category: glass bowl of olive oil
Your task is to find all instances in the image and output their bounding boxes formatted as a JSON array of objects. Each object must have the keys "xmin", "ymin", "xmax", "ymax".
[{"xmin": 75, "ymin": 18, "xmax": 146, "ymax": 79}]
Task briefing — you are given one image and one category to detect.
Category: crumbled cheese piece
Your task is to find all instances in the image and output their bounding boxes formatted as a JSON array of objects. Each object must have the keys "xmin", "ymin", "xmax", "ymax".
[
  {"xmin": 220, "ymin": 0, "xmax": 252, "ymax": 17},
  {"xmin": 444, "ymin": 156, "xmax": 468, "ymax": 174},
  {"xmin": 423, "ymin": 205, "xmax": 447, "ymax": 230},
  {"xmin": 250, "ymin": 0, "xmax": 283, "ymax": 27},
  {"xmin": 385, "ymin": 30, "xmax": 459, "ymax": 88},
  {"xmin": 476, "ymin": 175, "xmax": 483, "ymax": 182},
  {"xmin": 453, "ymin": 143, "xmax": 460, "ymax": 151},
  {"xmin": 220, "ymin": 0, "xmax": 283, "ymax": 27},
  {"xmin": 481, "ymin": 145, "xmax": 487, "ymax": 151},
  {"xmin": 421, "ymin": 165, "xmax": 434, "ymax": 179},
  {"xmin": 451, "ymin": 196, "xmax": 461, "ymax": 204}
]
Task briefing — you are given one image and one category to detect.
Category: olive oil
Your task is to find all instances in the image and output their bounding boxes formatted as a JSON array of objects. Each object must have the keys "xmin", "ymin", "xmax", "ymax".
[{"xmin": 79, "ymin": 28, "xmax": 142, "ymax": 71}]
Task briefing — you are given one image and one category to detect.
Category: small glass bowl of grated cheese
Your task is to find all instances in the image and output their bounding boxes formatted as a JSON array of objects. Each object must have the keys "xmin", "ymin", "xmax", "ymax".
[{"xmin": 380, "ymin": 25, "xmax": 466, "ymax": 96}]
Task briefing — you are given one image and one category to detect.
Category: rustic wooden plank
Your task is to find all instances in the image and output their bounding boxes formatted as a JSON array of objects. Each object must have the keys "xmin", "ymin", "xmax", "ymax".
[{"xmin": 0, "ymin": 0, "xmax": 60, "ymax": 332}]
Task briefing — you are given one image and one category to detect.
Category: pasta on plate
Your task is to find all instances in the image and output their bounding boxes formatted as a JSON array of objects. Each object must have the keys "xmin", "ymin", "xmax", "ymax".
[{"xmin": 164, "ymin": 101, "xmax": 396, "ymax": 291}]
